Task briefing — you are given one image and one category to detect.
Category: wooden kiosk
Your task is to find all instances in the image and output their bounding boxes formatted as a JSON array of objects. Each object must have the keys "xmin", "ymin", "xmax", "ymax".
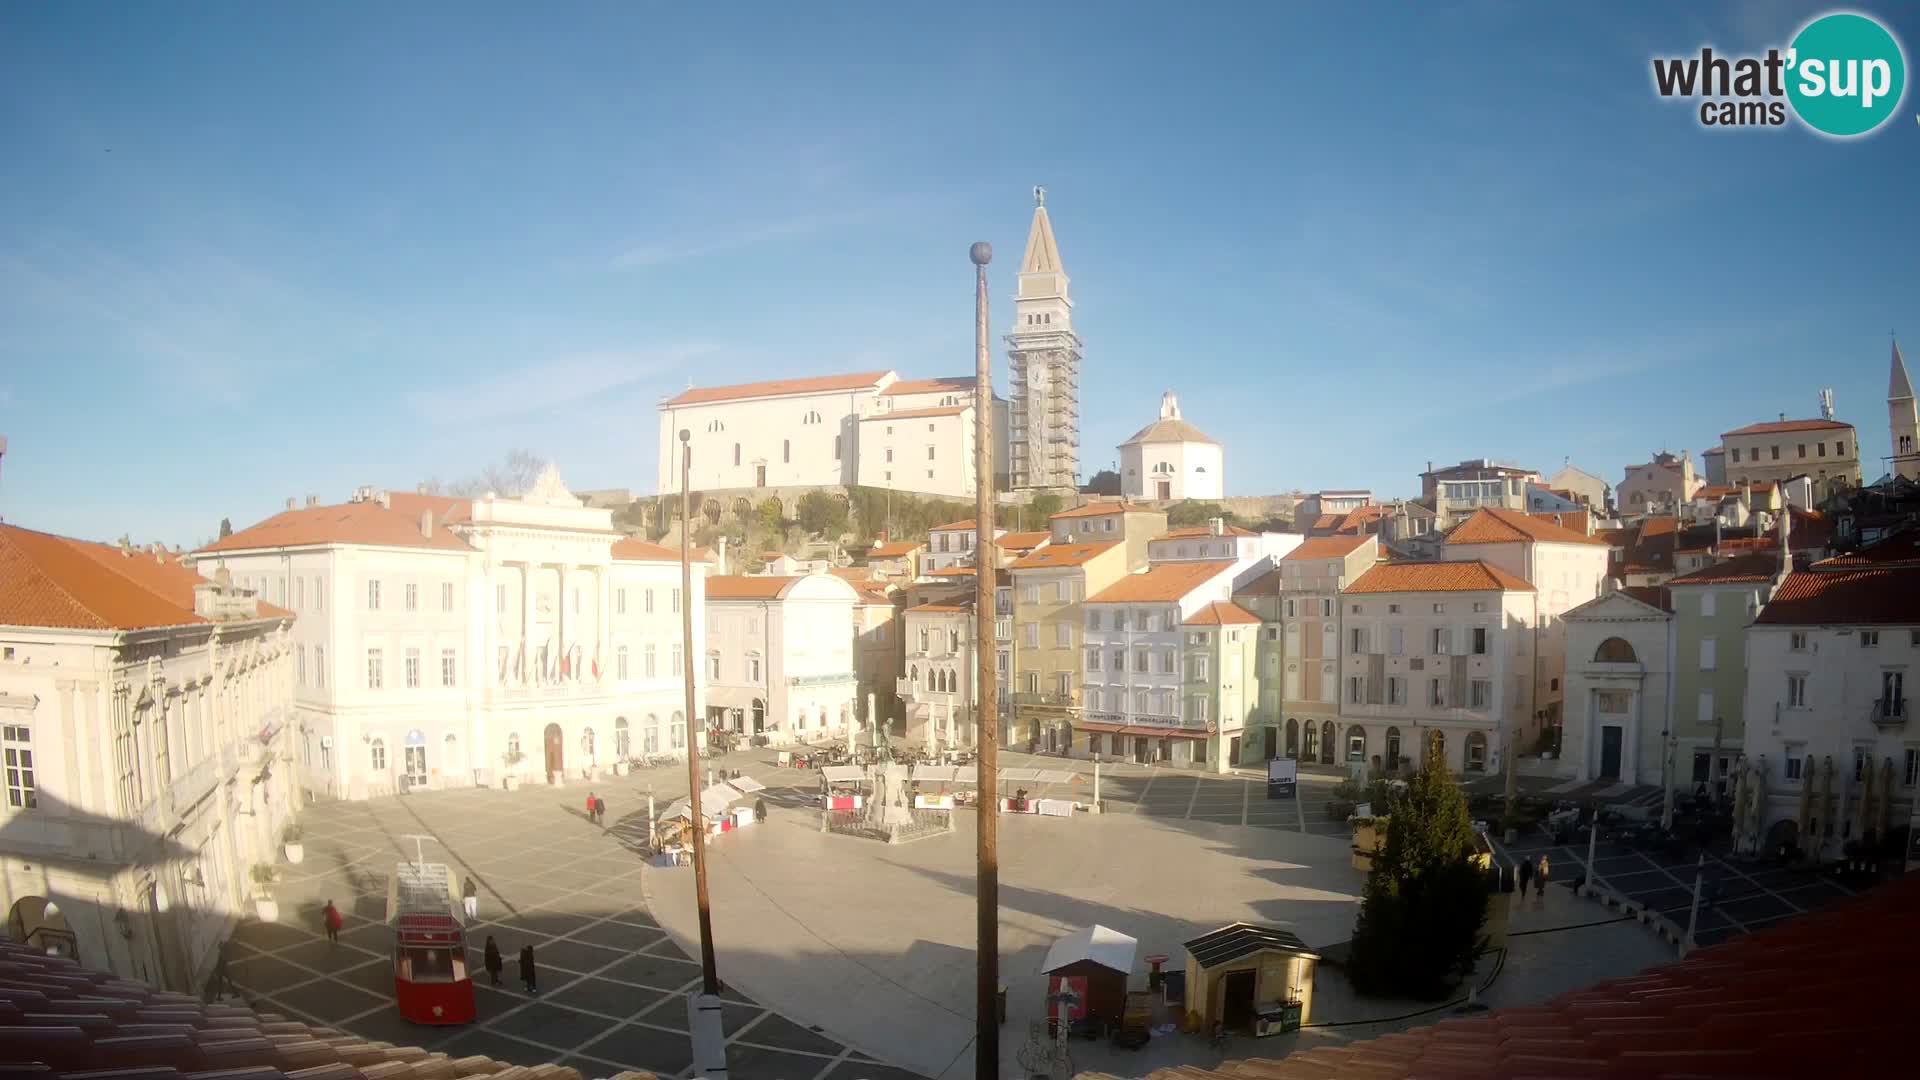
[
  {"xmin": 1183, "ymin": 922, "xmax": 1319, "ymax": 1036},
  {"xmin": 1040, "ymin": 924, "xmax": 1137, "ymax": 1036}
]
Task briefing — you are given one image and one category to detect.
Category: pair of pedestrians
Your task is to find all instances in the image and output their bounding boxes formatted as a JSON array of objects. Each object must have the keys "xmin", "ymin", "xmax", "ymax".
[
  {"xmin": 481, "ymin": 937, "xmax": 540, "ymax": 992},
  {"xmin": 585, "ymin": 790, "xmax": 608, "ymax": 826}
]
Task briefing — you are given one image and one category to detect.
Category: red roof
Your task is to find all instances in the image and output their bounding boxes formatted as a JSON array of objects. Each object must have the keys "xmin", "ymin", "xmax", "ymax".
[
  {"xmin": 868, "ymin": 540, "xmax": 920, "ymax": 558},
  {"xmin": 1187, "ymin": 873, "xmax": 1919, "ymax": 1079},
  {"xmin": 1184, "ymin": 601, "xmax": 1261, "ymax": 626},
  {"xmin": 1527, "ymin": 509, "xmax": 1590, "ymax": 535},
  {"xmin": 662, "ymin": 370, "xmax": 891, "ymax": 407},
  {"xmin": 1156, "ymin": 525, "xmax": 1256, "ymax": 540},
  {"xmin": 1345, "ymin": 560, "xmax": 1535, "ymax": 594},
  {"xmin": 199, "ymin": 497, "xmax": 474, "ymax": 554},
  {"xmin": 1010, "ymin": 540, "xmax": 1121, "ymax": 570},
  {"xmin": 1088, "ymin": 561, "xmax": 1236, "ymax": 603},
  {"xmin": 1666, "ymin": 553, "xmax": 1781, "ymax": 586},
  {"xmin": 610, "ymin": 537, "xmax": 708, "ymax": 562},
  {"xmin": 878, "ymin": 376, "xmax": 974, "ymax": 396},
  {"xmin": 1445, "ymin": 508, "xmax": 1610, "ymax": 547},
  {"xmin": 1756, "ymin": 534, "xmax": 1920, "ymax": 624},
  {"xmin": 705, "ymin": 575, "xmax": 803, "ymax": 600},
  {"xmin": 1281, "ymin": 534, "xmax": 1375, "ymax": 561},
  {"xmin": 1, "ymin": 524, "xmax": 286, "ymax": 631},
  {"xmin": 1723, "ymin": 417, "xmax": 1854, "ymax": 436},
  {"xmin": 994, "ymin": 530, "xmax": 1051, "ymax": 553}
]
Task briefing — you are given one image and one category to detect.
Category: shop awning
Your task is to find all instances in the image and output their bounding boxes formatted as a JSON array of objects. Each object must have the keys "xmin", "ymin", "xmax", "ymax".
[
  {"xmin": 820, "ymin": 765, "xmax": 866, "ymax": 784},
  {"xmin": 728, "ymin": 776, "xmax": 768, "ymax": 794},
  {"xmin": 913, "ymin": 765, "xmax": 958, "ymax": 784}
]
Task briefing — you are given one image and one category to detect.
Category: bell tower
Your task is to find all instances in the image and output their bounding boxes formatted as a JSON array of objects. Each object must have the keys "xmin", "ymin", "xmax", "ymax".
[
  {"xmin": 1006, "ymin": 187, "xmax": 1082, "ymax": 490},
  {"xmin": 1891, "ymin": 338, "xmax": 1919, "ymax": 481}
]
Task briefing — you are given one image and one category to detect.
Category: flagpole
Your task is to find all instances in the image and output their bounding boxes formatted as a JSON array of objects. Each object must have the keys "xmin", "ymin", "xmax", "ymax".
[{"xmin": 969, "ymin": 239, "xmax": 1000, "ymax": 1080}]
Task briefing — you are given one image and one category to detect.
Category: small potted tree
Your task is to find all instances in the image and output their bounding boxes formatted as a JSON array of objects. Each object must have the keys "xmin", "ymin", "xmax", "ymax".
[
  {"xmin": 501, "ymin": 748, "xmax": 525, "ymax": 790},
  {"xmin": 282, "ymin": 824, "xmax": 305, "ymax": 865},
  {"xmin": 250, "ymin": 865, "xmax": 280, "ymax": 922}
]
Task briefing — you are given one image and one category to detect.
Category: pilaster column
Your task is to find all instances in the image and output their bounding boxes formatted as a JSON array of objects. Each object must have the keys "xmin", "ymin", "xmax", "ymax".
[
  {"xmin": 598, "ymin": 565, "xmax": 613, "ymax": 684},
  {"xmin": 556, "ymin": 564, "xmax": 569, "ymax": 681},
  {"xmin": 521, "ymin": 562, "xmax": 533, "ymax": 685}
]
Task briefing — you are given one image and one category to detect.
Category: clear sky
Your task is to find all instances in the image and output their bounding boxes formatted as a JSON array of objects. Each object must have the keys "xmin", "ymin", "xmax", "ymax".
[{"xmin": 3, "ymin": 1, "xmax": 1917, "ymax": 546}]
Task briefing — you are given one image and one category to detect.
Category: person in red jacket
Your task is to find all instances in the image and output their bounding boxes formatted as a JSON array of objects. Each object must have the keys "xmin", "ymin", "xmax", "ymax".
[
  {"xmin": 322, "ymin": 899, "xmax": 343, "ymax": 944},
  {"xmin": 585, "ymin": 790, "xmax": 598, "ymax": 824}
]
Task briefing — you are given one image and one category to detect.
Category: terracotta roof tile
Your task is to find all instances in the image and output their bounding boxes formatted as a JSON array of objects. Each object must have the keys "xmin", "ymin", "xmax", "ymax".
[
  {"xmin": 1754, "ymin": 535, "xmax": 1920, "ymax": 624},
  {"xmin": 1723, "ymin": 417, "xmax": 1854, "ymax": 436},
  {"xmin": 1527, "ymin": 509, "xmax": 1590, "ymax": 536},
  {"xmin": 199, "ymin": 498, "xmax": 475, "ymax": 554},
  {"xmin": 1345, "ymin": 560, "xmax": 1535, "ymax": 594},
  {"xmin": 662, "ymin": 370, "xmax": 892, "ymax": 407},
  {"xmin": 704, "ymin": 575, "xmax": 804, "ymax": 600},
  {"xmin": 1049, "ymin": 500, "xmax": 1151, "ymax": 520},
  {"xmin": 1666, "ymin": 554, "xmax": 1781, "ymax": 585},
  {"xmin": 860, "ymin": 404, "xmax": 969, "ymax": 420},
  {"xmin": 930, "ymin": 519, "xmax": 984, "ymax": 532},
  {"xmin": 1444, "ymin": 507, "xmax": 1610, "ymax": 547},
  {"xmin": 867, "ymin": 541, "xmax": 921, "ymax": 558},
  {"xmin": 1010, "ymin": 540, "xmax": 1121, "ymax": 569},
  {"xmin": 1156, "ymin": 525, "xmax": 1256, "ymax": 540},
  {"xmin": 1811, "ymin": 529, "xmax": 1919, "ymax": 567},
  {"xmin": 994, "ymin": 530, "xmax": 1051, "ymax": 552},
  {"xmin": 1, "ymin": 524, "xmax": 284, "ymax": 631},
  {"xmin": 1281, "ymin": 534, "xmax": 1374, "ymax": 561},
  {"xmin": 1184, "ymin": 601, "xmax": 1261, "ymax": 626},
  {"xmin": 879, "ymin": 376, "xmax": 974, "ymax": 396},
  {"xmin": 1087, "ymin": 561, "xmax": 1236, "ymax": 603}
]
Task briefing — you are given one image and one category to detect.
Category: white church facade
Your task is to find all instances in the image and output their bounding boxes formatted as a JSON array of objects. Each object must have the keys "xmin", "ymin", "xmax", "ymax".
[
  {"xmin": 190, "ymin": 469, "xmax": 708, "ymax": 801},
  {"xmin": 1120, "ymin": 392, "xmax": 1224, "ymax": 501}
]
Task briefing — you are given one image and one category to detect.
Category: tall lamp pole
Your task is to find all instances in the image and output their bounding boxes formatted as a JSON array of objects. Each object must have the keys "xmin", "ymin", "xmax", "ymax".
[
  {"xmin": 969, "ymin": 240, "xmax": 1000, "ymax": 1079},
  {"xmin": 678, "ymin": 430, "xmax": 728, "ymax": 1080}
]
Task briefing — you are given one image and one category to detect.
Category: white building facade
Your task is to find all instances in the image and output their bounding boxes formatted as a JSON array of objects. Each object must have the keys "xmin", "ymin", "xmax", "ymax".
[
  {"xmin": 900, "ymin": 599, "xmax": 978, "ymax": 752},
  {"xmin": 2, "ymin": 524, "xmax": 296, "ymax": 995},
  {"xmin": 191, "ymin": 471, "xmax": 705, "ymax": 798},
  {"xmin": 1561, "ymin": 590, "xmax": 1673, "ymax": 785},
  {"xmin": 1080, "ymin": 561, "xmax": 1240, "ymax": 765},
  {"xmin": 704, "ymin": 573, "xmax": 860, "ymax": 745},
  {"xmin": 1119, "ymin": 392, "xmax": 1224, "ymax": 502}
]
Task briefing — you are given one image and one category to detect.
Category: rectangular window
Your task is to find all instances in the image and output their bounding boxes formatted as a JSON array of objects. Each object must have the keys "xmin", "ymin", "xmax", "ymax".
[
  {"xmin": 1024, "ymin": 623, "xmax": 1039, "ymax": 648},
  {"xmin": 3, "ymin": 724, "xmax": 36, "ymax": 809},
  {"xmin": 1432, "ymin": 603, "xmax": 1445, "ymax": 614},
  {"xmin": 1785, "ymin": 742, "xmax": 1805, "ymax": 781},
  {"xmin": 708, "ymin": 655, "xmax": 722, "ymax": 680},
  {"xmin": 1350, "ymin": 627, "xmax": 1367, "ymax": 653},
  {"xmin": 1837, "ymin": 441, "xmax": 1846, "ymax": 456},
  {"xmin": 1473, "ymin": 601, "xmax": 1487, "ymax": 613},
  {"xmin": 1862, "ymin": 630, "xmax": 1880, "ymax": 647},
  {"xmin": 1700, "ymin": 637, "xmax": 1716, "ymax": 670},
  {"xmin": 1731, "ymin": 447, "xmax": 1741, "ymax": 463},
  {"xmin": 617, "ymin": 589, "xmax": 627, "ymax": 615},
  {"xmin": 1788, "ymin": 674, "xmax": 1807, "ymax": 708},
  {"xmin": 1429, "ymin": 678, "xmax": 1446, "ymax": 707},
  {"xmin": 672, "ymin": 588, "xmax": 682, "ymax": 613},
  {"xmin": 316, "ymin": 646, "xmax": 325, "ymax": 688},
  {"xmin": 1159, "ymin": 649, "xmax": 1177, "ymax": 674},
  {"xmin": 1387, "ymin": 676, "xmax": 1403, "ymax": 705},
  {"xmin": 295, "ymin": 577, "xmax": 304, "ymax": 609},
  {"xmin": 1054, "ymin": 622, "xmax": 1072, "ymax": 648},
  {"xmin": 671, "ymin": 644, "xmax": 683, "ymax": 676},
  {"xmin": 1472, "ymin": 627, "xmax": 1488, "ymax": 655},
  {"xmin": 1797, "ymin": 443, "xmax": 1806, "ymax": 458},
  {"xmin": 1348, "ymin": 677, "xmax": 1363, "ymax": 704},
  {"xmin": 441, "ymin": 649, "xmax": 457, "ymax": 687},
  {"xmin": 1388, "ymin": 626, "xmax": 1403, "ymax": 656},
  {"xmin": 1387, "ymin": 603, "xmax": 1401, "ymax": 614},
  {"xmin": 1284, "ymin": 599, "xmax": 1296, "ymax": 617},
  {"xmin": 1697, "ymin": 688, "xmax": 1714, "ymax": 729},
  {"xmin": 1818, "ymin": 442, "xmax": 1827, "ymax": 456},
  {"xmin": 748, "ymin": 656, "xmax": 761, "ymax": 682},
  {"xmin": 367, "ymin": 648, "xmax": 384, "ymax": 690},
  {"xmin": 1905, "ymin": 747, "xmax": 1920, "ymax": 787},
  {"xmin": 1470, "ymin": 679, "xmax": 1492, "ymax": 710},
  {"xmin": 644, "ymin": 644, "xmax": 657, "ymax": 678},
  {"xmin": 1770, "ymin": 445, "xmax": 1779, "ymax": 460},
  {"xmin": 1134, "ymin": 648, "xmax": 1149, "ymax": 673},
  {"xmin": 405, "ymin": 647, "xmax": 421, "ymax": 688},
  {"xmin": 1085, "ymin": 648, "xmax": 1101, "ymax": 673},
  {"xmin": 404, "ymin": 583, "xmax": 418, "ymax": 612},
  {"xmin": 1051, "ymin": 582, "xmax": 1066, "ymax": 603},
  {"xmin": 1189, "ymin": 655, "xmax": 1210, "ymax": 681},
  {"xmin": 1432, "ymin": 627, "xmax": 1453, "ymax": 655},
  {"xmin": 1791, "ymin": 631, "xmax": 1808, "ymax": 651},
  {"xmin": 368, "ymin": 579, "xmax": 382, "ymax": 610},
  {"xmin": 1087, "ymin": 609, "xmax": 1101, "ymax": 631},
  {"xmin": 927, "ymin": 446, "xmax": 936, "ymax": 460},
  {"xmin": 496, "ymin": 583, "xmax": 507, "ymax": 613},
  {"xmin": 297, "ymin": 646, "xmax": 306, "ymax": 686},
  {"xmin": 616, "ymin": 646, "xmax": 631, "ymax": 680}
]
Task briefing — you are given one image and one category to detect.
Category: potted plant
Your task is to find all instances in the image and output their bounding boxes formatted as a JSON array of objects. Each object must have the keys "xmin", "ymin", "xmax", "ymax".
[
  {"xmin": 250, "ymin": 865, "xmax": 280, "ymax": 922},
  {"xmin": 282, "ymin": 824, "xmax": 305, "ymax": 865},
  {"xmin": 501, "ymin": 749, "xmax": 525, "ymax": 790}
]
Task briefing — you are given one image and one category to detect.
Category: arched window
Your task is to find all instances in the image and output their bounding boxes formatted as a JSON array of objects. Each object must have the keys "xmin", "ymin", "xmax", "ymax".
[
  {"xmin": 582, "ymin": 726, "xmax": 596, "ymax": 761},
  {"xmin": 707, "ymin": 419, "xmax": 725, "ymax": 433},
  {"xmin": 1320, "ymin": 720, "xmax": 1337, "ymax": 764},
  {"xmin": 644, "ymin": 715, "xmax": 660, "ymax": 753},
  {"xmin": 1595, "ymin": 637, "xmax": 1638, "ymax": 663},
  {"xmin": 670, "ymin": 712, "xmax": 685, "ymax": 749},
  {"xmin": 507, "ymin": 732, "xmax": 521, "ymax": 759},
  {"xmin": 1285, "ymin": 718, "xmax": 1299, "ymax": 756},
  {"xmin": 370, "ymin": 737, "xmax": 387, "ymax": 771},
  {"xmin": 909, "ymin": 665, "xmax": 918, "ymax": 685},
  {"xmin": 615, "ymin": 717, "xmax": 631, "ymax": 759}
]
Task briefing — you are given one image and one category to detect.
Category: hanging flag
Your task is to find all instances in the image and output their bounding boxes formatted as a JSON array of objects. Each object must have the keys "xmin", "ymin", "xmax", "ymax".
[{"xmin": 592, "ymin": 648, "xmax": 602, "ymax": 680}]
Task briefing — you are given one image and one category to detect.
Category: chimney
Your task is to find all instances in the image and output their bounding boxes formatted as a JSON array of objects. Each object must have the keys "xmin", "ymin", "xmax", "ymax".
[
  {"xmin": 286, "ymin": 497, "xmax": 296, "ymax": 510},
  {"xmin": 420, "ymin": 510, "xmax": 433, "ymax": 539},
  {"xmin": 1777, "ymin": 506, "xmax": 1792, "ymax": 583},
  {"xmin": 377, "ymin": 491, "xmax": 391, "ymax": 510},
  {"xmin": 1208, "ymin": 516, "xmax": 1224, "ymax": 537},
  {"xmin": 306, "ymin": 495, "xmax": 319, "ymax": 508}
]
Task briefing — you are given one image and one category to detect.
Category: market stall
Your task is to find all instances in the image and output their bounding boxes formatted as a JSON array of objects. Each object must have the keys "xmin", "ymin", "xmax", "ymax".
[
  {"xmin": 1182, "ymin": 922, "xmax": 1319, "ymax": 1036},
  {"xmin": 819, "ymin": 764, "xmax": 867, "ymax": 811},
  {"xmin": 1040, "ymin": 924, "xmax": 1137, "ymax": 1036},
  {"xmin": 909, "ymin": 764, "xmax": 965, "ymax": 809},
  {"xmin": 998, "ymin": 767, "xmax": 1081, "ymax": 816}
]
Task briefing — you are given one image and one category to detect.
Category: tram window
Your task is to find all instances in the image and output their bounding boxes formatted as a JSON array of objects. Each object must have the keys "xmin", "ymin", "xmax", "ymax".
[{"xmin": 401, "ymin": 946, "xmax": 464, "ymax": 983}]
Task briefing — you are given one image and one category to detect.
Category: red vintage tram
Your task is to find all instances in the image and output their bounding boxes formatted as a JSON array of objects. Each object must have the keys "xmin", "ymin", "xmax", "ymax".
[{"xmin": 386, "ymin": 860, "xmax": 476, "ymax": 1024}]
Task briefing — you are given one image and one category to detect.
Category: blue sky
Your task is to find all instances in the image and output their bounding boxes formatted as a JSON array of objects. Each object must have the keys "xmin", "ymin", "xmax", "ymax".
[{"xmin": 2, "ymin": 1, "xmax": 1917, "ymax": 546}]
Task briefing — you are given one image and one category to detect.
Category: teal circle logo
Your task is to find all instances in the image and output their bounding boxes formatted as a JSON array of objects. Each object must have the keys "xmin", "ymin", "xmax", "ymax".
[{"xmin": 1786, "ymin": 12, "xmax": 1906, "ymax": 137}]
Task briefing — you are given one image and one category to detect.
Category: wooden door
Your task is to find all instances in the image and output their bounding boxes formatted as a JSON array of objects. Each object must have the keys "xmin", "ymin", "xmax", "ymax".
[{"xmin": 543, "ymin": 723, "xmax": 564, "ymax": 780}]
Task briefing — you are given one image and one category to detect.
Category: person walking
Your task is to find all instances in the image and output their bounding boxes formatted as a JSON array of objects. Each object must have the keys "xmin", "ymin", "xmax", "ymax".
[
  {"xmin": 1535, "ymin": 854, "xmax": 1550, "ymax": 897},
  {"xmin": 1515, "ymin": 856, "xmax": 1534, "ymax": 897},
  {"xmin": 594, "ymin": 795, "xmax": 607, "ymax": 827},
  {"xmin": 518, "ymin": 944, "xmax": 538, "ymax": 993},
  {"xmin": 585, "ymin": 790, "xmax": 598, "ymax": 825},
  {"xmin": 321, "ymin": 900, "xmax": 343, "ymax": 944},
  {"xmin": 482, "ymin": 936, "xmax": 503, "ymax": 986},
  {"xmin": 462, "ymin": 877, "xmax": 479, "ymax": 920}
]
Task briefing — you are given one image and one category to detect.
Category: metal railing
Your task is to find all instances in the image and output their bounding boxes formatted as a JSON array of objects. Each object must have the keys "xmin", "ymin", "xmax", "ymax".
[
  {"xmin": 1870, "ymin": 697, "xmax": 1908, "ymax": 728},
  {"xmin": 1011, "ymin": 690, "xmax": 1076, "ymax": 707}
]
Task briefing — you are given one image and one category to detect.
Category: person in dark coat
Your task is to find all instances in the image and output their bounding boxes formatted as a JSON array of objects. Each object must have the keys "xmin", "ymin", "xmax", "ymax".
[
  {"xmin": 1515, "ymin": 857, "xmax": 1534, "ymax": 896},
  {"xmin": 594, "ymin": 795, "xmax": 607, "ymax": 825},
  {"xmin": 518, "ymin": 944, "xmax": 538, "ymax": 993},
  {"xmin": 483, "ymin": 936, "xmax": 503, "ymax": 986}
]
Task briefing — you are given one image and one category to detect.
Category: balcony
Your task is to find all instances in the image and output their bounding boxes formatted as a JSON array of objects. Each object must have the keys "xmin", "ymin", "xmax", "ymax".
[
  {"xmin": 1870, "ymin": 697, "xmax": 1908, "ymax": 729},
  {"xmin": 1011, "ymin": 690, "xmax": 1077, "ymax": 708}
]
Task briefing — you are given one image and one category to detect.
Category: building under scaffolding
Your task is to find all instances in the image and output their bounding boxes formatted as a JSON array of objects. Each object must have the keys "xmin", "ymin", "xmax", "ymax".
[{"xmin": 1007, "ymin": 187, "xmax": 1081, "ymax": 491}]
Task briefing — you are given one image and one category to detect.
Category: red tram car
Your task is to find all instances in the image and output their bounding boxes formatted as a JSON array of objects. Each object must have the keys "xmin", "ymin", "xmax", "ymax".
[{"xmin": 386, "ymin": 861, "xmax": 476, "ymax": 1024}]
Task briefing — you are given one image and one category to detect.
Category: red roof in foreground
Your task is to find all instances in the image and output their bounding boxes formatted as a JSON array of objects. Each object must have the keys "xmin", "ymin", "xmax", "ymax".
[
  {"xmin": 1445, "ymin": 507, "xmax": 1609, "ymax": 547},
  {"xmin": 199, "ymin": 497, "xmax": 475, "ymax": 554},
  {"xmin": 1755, "ymin": 532, "xmax": 1920, "ymax": 625},
  {"xmin": 1112, "ymin": 874, "xmax": 1918, "ymax": 1080},
  {"xmin": 1, "ymin": 524, "xmax": 286, "ymax": 631},
  {"xmin": 1345, "ymin": 560, "xmax": 1535, "ymax": 594}
]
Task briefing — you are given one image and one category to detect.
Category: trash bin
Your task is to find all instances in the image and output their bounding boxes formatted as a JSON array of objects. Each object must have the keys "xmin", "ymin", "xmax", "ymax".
[{"xmin": 997, "ymin": 983, "xmax": 1008, "ymax": 1024}]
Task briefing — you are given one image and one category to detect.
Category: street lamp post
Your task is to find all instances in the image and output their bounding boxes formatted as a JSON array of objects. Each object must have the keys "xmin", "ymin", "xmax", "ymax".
[
  {"xmin": 969, "ymin": 239, "xmax": 1000, "ymax": 1079},
  {"xmin": 679, "ymin": 429, "xmax": 727, "ymax": 1078}
]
